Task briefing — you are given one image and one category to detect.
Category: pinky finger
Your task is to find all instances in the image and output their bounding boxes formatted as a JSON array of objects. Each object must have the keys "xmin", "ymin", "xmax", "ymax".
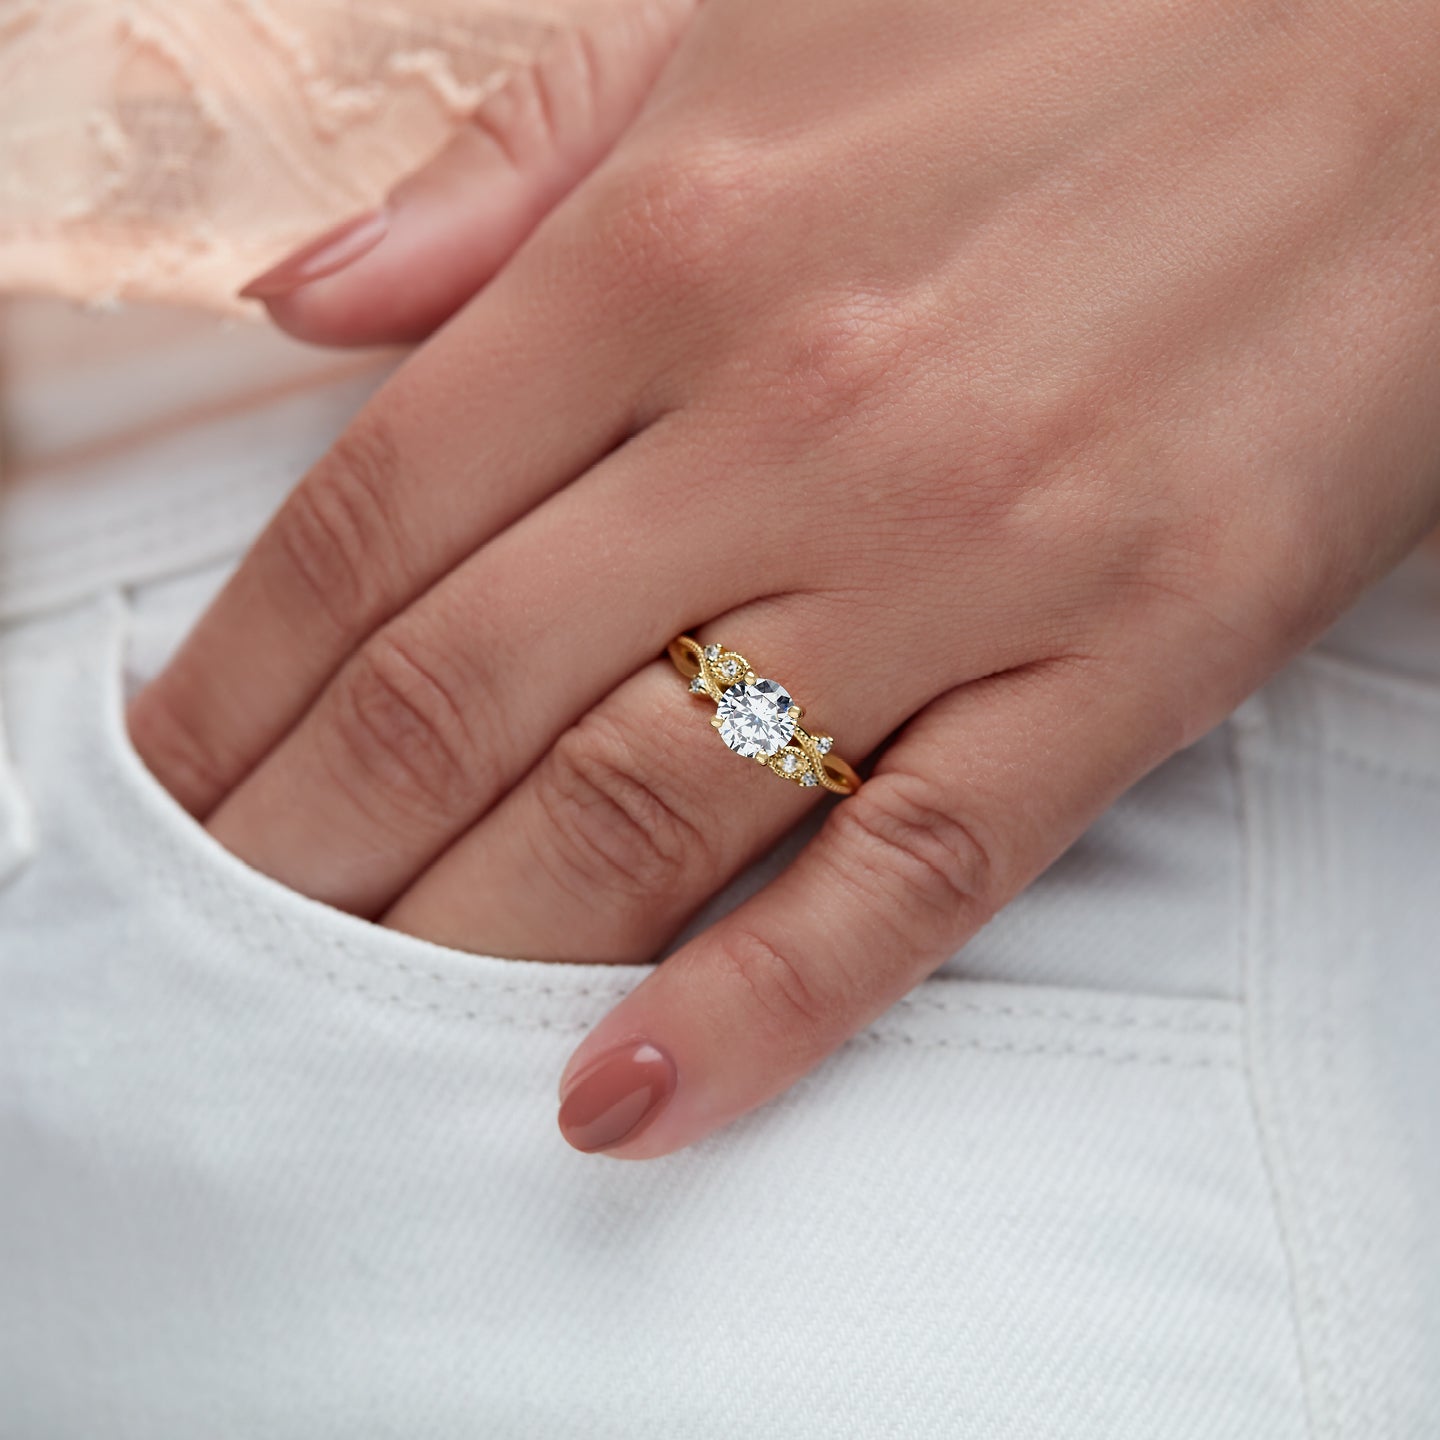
[{"xmin": 553, "ymin": 655, "xmax": 1176, "ymax": 1158}]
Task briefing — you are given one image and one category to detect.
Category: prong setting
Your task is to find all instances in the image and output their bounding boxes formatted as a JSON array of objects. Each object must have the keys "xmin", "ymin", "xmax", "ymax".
[{"xmin": 671, "ymin": 634, "xmax": 858, "ymax": 795}]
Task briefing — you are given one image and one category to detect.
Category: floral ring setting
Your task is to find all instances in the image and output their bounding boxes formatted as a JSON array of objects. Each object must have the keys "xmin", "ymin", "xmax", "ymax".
[{"xmin": 666, "ymin": 635, "xmax": 861, "ymax": 796}]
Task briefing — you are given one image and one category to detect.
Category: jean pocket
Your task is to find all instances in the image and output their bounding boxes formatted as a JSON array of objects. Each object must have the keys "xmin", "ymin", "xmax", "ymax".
[
  {"xmin": 12, "ymin": 587, "xmax": 653, "ymax": 1034},
  {"xmin": 3, "ymin": 593, "xmax": 1309, "ymax": 1440},
  {"xmin": 37, "ymin": 582, "xmax": 1257, "ymax": 1044}
]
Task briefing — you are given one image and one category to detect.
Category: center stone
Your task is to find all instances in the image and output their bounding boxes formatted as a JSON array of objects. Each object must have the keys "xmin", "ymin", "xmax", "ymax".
[{"xmin": 716, "ymin": 677, "xmax": 796, "ymax": 758}]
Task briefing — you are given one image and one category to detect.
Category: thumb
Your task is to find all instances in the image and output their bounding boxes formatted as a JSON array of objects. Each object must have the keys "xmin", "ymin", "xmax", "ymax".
[{"xmin": 238, "ymin": 0, "xmax": 696, "ymax": 347}]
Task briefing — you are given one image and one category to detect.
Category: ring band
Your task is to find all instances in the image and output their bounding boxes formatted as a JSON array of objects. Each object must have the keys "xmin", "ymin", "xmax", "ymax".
[{"xmin": 667, "ymin": 635, "xmax": 861, "ymax": 796}]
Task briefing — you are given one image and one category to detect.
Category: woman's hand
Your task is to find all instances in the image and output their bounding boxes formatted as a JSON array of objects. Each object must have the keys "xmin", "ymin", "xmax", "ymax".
[{"xmin": 130, "ymin": 0, "xmax": 1440, "ymax": 1156}]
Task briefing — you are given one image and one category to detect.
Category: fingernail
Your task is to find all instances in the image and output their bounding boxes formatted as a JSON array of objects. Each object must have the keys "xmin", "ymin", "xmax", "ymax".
[
  {"xmin": 557, "ymin": 1041, "xmax": 677, "ymax": 1154},
  {"xmin": 238, "ymin": 208, "xmax": 389, "ymax": 299}
]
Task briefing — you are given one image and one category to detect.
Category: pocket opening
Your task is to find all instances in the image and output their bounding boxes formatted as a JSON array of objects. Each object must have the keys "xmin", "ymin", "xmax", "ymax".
[{"xmin": 88, "ymin": 587, "xmax": 656, "ymax": 1014}]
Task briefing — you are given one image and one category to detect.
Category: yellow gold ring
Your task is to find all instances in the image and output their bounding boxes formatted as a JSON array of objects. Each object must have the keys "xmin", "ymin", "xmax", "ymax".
[{"xmin": 667, "ymin": 635, "xmax": 861, "ymax": 796}]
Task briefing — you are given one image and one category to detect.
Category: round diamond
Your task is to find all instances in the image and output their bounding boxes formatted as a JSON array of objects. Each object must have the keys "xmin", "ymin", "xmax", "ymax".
[
  {"xmin": 716, "ymin": 677, "xmax": 796, "ymax": 758},
  {"xmin": 704, "ymin": 644, "xmax": 720, "ymax": 661},
  {"xmin": 800, "ymin": 771, "xmax": 819, "ymax": 787},
  {"xmin": 689, "ymin": 674, "xmax": 708, "ymax": 694},
  {"xmin": 780, "ymin": 753, "xmax": 799, "ymax": 774},
  {"xmin": 814, "ymin": 735, "xmax": 833, "ymax": 755}
]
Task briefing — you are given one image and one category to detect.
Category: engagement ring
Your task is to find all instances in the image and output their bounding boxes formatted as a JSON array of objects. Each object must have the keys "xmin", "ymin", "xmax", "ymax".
[{"xmin": 667, "ymin": 635, "xmax": 861, "ymax": 796}]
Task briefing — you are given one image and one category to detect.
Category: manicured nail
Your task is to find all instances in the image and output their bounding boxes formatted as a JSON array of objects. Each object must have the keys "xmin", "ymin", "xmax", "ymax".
[
  {"xmin": 557, "ymin": 1041, "xmax": 677, "ymax": 1154},
  {"xmin": 238, "ymin": 208, "xmax": 389, "ymax": 299}
]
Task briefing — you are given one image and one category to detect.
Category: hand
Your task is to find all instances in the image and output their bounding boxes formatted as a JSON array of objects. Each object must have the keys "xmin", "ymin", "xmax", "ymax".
[{"xmin": 131, "ymin": 0, "xmax": 1440, "ymax": 1157}]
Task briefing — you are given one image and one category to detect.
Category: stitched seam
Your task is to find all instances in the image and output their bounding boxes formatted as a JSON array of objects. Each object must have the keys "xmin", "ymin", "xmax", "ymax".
[
  {"xmin": 1311, "ymin": 658, "xmax": 1418, "ymax": 1433},
  {"xmin": 111, "ymin": 731, "xmax": 1235, "ymax": 1059},
  {"xmin": 1315, "ymin": 743, "xmax": 1440, "ymax": 792},
  {"xmin": 1, "ymin": 503, "xmax": 256, "ymax": 583},
  {"xmin": 154, "ymin": 851, "xmax": 1237, "ymax": 1055},
  {"xmin": 0, "ymin": 472, "xmax": 277, "ymax": 573},
  {"xmin": 1230, "ymin": 712, "xmax": 1322, "ymax": 1438},
  {"xmin": 0, "ymin": 659, "xmax": 1244, "ymax": 1028},
  {"xmin": 105, "ymin": 782, "xmax": 1238, "ymax": 1062},
  {"xmin": 0, "ymin": 492, "xmax": 271, "ymax": 595},
  {"xmin": 14, "ymin": 609, "xmax": 1237, "ymax": 1070},
  {"xmin": 1311, "ymin": 792, "xmax": 1375, "ymax": 1431},
  {"xmin": 849, "ymin": 1029, "xmax": 1236, "ymax": 1068},
  {"xmin": 1304, "ymin": 652, "xmax": 1440, "ymax": 716},
  {"xmin": 893, "ymin": 989, "xmax": 1235, "ymax": 1034},
  {"xmin": 126, "ymin": 789, "xmax": 1240, "ymax": 1048}
]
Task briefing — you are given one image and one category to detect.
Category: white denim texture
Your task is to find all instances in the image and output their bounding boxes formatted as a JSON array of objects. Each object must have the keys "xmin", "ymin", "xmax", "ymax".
[{"xmin": 0, "ymin": 306, "xmax": 1436, "ymax": 1438}]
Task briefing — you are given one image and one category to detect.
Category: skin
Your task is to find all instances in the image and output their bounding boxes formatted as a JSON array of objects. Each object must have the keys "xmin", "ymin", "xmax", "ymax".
[{"xmin": 130, "ymin": 0, "xmax": 1440, "ymax": 1158}]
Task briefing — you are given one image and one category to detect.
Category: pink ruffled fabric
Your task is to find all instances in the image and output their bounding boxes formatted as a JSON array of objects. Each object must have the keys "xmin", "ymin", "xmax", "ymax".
[{"xmin": 0, "ymin": 0, "xmax": 598, "ymax": 313}]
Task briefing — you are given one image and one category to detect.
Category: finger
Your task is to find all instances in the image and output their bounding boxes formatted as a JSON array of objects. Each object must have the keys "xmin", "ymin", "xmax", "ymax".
[
  {"xmin": 552, "ymin": 655, "xmax": 1179, "ymax": 1157},
  {"xmin": 381, "ymin": 597, "xmax": 944, "ymax": 961},
  {"xmin": 239, "ymin": 0, "xmax": 696, "ymax": 346},
  {"xmin": 200, "ymin": 431, "xmax": 816, "ymax": 917},
  {"xmin": 129, "ymin": 232, "xmax": 647, "ymax": 819}
]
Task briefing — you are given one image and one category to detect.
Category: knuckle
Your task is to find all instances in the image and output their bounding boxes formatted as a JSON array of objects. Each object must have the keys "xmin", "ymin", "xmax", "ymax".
[
  {"xmin": 759, "ymin": 288, "xmax": 913, "ymax": 441},
  {"xmin": 954, "ymin": 364, "xmax": 1117, "ymax": 514},
  {"xmin": 534, "ymin": 710, "xmax": 710, "ymax": 902},
  {"xmin": 272, "ymin": 413, "xmax": 403, "ymax": 635},
  {"xmin": 322, "ymin": 628, "xmax": 486, "ymax": 826},
  {"xmin": 713, "ymin": 927, "xmax": 841, "ymax": 1040},
  {"xmin": 127, "ymin": 684, "xmax": 235, "ymax": 819},
  {"xmin": 580, "ymin": 142, "xmax": 759, "ymax": 300},
  {"xmin": 827, "ymin": 773, "xmax": 999, "ymax": 934}
]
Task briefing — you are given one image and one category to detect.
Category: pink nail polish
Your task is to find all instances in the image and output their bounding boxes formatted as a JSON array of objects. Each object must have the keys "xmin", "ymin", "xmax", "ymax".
[
  {"xmin": 238, "ymin": 208, "xmax": 389, "ymax": 299},
  {"xmin": 557, "ymin": 1042, "xmax": 677, "ymax": 1154}
]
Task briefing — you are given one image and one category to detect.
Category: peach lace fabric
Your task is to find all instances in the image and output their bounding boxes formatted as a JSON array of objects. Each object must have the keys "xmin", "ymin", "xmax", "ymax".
[{"xmin": 0, "ymin": 0, "xmax": 588, "ymax": 313}]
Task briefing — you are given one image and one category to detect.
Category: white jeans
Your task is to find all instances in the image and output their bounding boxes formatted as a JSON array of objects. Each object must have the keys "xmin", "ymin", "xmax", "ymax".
[{"xmin": 1, "ymin": 305, "xmax": 1436, "ymax": 1438}]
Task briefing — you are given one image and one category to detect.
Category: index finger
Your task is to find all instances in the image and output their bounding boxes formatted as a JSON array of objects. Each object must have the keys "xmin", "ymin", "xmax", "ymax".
[{"xmin": 128, "ymin": 251, "xmax": 645, "ymax": 817}]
